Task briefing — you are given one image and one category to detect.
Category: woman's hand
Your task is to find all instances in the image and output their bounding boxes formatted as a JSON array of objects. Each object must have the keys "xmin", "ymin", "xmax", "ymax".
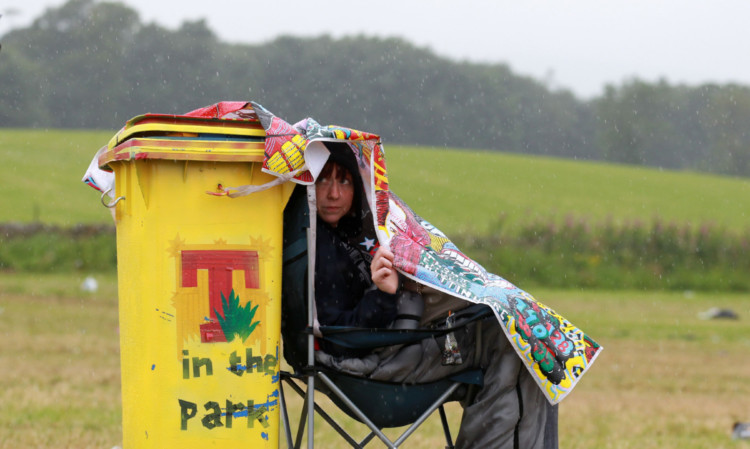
[{"xmin": 371, "ymin": 247, "xmax": 399, "ymax": 294}]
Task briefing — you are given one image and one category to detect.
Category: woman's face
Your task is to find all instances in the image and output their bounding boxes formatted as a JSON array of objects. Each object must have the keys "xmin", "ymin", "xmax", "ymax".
[{"xmin": 316, "ymin": 162, "xmax": 355, "ymax": 227}]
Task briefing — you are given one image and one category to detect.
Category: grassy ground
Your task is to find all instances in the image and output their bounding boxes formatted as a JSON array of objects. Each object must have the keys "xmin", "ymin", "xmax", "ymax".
[
  {"xmin": 0, "ymin": 129, "xmax": 113, "ymax": 225},
  {"xmin": 2, "ymin": 274, "xmax": 749, "ymax": 448},
  {"xmin": 386, "ymin": 145, "xmax": 750, "ymax": 235},
  {"xmin": 0, "ymin": 273, "xmax": 121, "ymax": 449},
  {"xmin": 4, "ymin": 129, "xmax": 750, "ymax": 235}
]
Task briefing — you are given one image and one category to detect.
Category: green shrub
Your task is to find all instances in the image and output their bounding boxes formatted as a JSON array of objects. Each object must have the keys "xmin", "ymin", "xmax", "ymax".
[
  {"xmin": 0, "ymin": 223, "xmax": 116, "ymax": 272},
  {"xmin": 455, "ymin": 215, "xmax": 750, "ymax": 292},
  {"xmin": 3, "ymin": 218, "xmax": 749, "ymax": 291}
]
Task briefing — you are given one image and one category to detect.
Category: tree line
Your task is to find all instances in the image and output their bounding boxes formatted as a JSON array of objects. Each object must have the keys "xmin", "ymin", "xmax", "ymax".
[{"xmin": 2, "ymin": 0, "xmax": 750, "ymax": 177}]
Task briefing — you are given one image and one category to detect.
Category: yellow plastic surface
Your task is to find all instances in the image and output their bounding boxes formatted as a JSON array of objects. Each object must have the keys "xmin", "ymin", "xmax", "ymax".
[
  {"xmin": 111, "ymin": 157, "xmax": 289, "ymax": 448},
  {"xmin": 107, "ymin": 113, "xmax": 266, "ymax": 150},
  {"xmin": 99, "ymin": 137, "xmax": 266, "ymax": 170}
]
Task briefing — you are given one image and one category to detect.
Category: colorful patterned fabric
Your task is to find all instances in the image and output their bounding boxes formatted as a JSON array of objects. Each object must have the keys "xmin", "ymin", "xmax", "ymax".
[
  {"xmin": 383, "ymin": 194, "xmax": 601, "ymax": 403},
  {"xmin": 250, "ymin": 103, "xmax": 602, "ymax": 405},
  {"xmin": 183, "ymin": 101, "xmax": 257, "ymax": 120}
]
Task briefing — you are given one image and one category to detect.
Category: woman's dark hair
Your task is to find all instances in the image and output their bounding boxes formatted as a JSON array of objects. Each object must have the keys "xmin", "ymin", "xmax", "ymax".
[{"xmin": 318, "ymin": 160, "xmax": 351, "ymax": 183}]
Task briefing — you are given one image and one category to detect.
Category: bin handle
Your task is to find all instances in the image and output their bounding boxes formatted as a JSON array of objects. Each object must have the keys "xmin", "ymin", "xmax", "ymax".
[
  {"xmin": 101, "ymin": 188, "xmax": 125, "ymax": 208},
  {"xmin": 215, "ymin": 166, "xmax": 306, "ymax": 198}
]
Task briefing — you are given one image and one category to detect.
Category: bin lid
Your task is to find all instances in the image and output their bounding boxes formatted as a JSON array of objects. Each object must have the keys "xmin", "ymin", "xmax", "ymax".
[{"xmin": 98, "ymin": 113, "xmax": 266, "ymax": 168}]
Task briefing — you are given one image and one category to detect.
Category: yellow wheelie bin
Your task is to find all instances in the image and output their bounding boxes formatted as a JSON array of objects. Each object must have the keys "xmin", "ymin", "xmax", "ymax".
[{"xmin": 98, "ymin": 110, "xmax": 291, "ymax": 448}]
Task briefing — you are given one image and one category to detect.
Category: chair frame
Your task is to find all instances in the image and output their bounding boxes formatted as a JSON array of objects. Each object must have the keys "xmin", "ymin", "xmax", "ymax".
[
  {"xmin": 279, "ymin": 229, "xmax": 489, "ymax": 449},
  {"xmin": 280, "ymin": 369, "xmax": 461, "ymax": 449}
]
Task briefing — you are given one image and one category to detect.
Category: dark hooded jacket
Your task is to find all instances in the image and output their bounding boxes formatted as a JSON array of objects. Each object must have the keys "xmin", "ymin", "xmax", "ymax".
[
  {"xmin": 315, "ymin": 218, "xmax": 398, "ymax": 330},
  {"xmin": 314, "ymin": 145, "xmax": 398, "ymax": 356}
]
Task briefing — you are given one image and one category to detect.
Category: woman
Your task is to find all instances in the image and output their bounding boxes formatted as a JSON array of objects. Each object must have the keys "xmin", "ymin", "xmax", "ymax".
[
  {"xmin": 313, "ymin": 152, "xmax": 400, "ymax": 351},
  {"xmin": 313, "ymin": 150, "xmax": 556, "ymax": 449}
]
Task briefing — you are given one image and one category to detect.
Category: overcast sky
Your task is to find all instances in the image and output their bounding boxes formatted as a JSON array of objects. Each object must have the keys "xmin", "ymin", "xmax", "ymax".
[{"xmin": 2, "ymin": 0, "xmax": 748, "ymax": 99}]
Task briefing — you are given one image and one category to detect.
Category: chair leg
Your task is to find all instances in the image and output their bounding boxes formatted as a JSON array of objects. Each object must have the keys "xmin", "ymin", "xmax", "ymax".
[
  {"xmin": 279, "ymin": 379, "xmax": 295, "ymax": 449},
  {"xmin": 359, "ymin": 432, "xmax": 378, "ymax": 447},
  {"xmin": 296, "ymin": 392, "xmax": 309, "ymax": 449},
  {"xmin": 284, "ymin": 371, "xmax": 463, "ymax": 449},
  {"xmin": 392, "ymin": 382, "xmax": 461, "ymax": 447},
  {"xmin": 319, "ymin": 371, "xmax": 464, "ymax": 449},
  {"xmin": 307, "ymin": 373, "xmax": 315, "ymax": 449},
  {"xmin": 284, "ymin": 375, "xmax": 365, "ymax": 448},
  {"xmin": 280, "ymin": 374, "xmax": 308, "ymax": 449},
  {"xmin": 318, "ymin": 372, "xmax": 399, "ymax": 448},
  {"xmin": 439, "ymin": 405, "xmax": 455, "ymax": 449}
]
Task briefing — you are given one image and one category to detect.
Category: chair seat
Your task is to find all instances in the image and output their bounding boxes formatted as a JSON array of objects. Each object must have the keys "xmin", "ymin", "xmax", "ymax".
[{"xmin": 322, "ymin": 369, "xmax": 483, "ymax": 428}]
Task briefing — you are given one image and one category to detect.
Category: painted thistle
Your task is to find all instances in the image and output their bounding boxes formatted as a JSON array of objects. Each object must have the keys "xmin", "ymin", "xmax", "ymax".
[{"xmin": 214, "ymin": 289, "xmax": 260, "ymax": 342}]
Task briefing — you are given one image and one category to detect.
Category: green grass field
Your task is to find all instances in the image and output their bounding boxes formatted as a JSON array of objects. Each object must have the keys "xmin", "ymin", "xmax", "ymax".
[
  {"xmin": 3, "ymin": 129, "xmax": 750, "ymax": 235},
  {"xmin": 0, "ymin": 129, "xmax": 113, "ymax": 225},
  {"xmin": 385, "ymin": 145, "xmax": 750, "ymax": 234},
  {"xmin": 2, "ymin": 274, "xmax": 750, "ymax": 448}
]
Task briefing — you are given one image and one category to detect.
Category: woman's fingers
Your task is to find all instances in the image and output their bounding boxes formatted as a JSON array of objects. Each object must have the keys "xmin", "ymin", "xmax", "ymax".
[
  {"xmin": 372, "ymin": 255, "xmax": 392, "ymax": 270},
  {"xmin": 371, "ymin": 248, "xmax": 398, "ymax": 294},
  {"xmin": 372, "ymin": 247, "xmax": 394, "ymax": 267}
]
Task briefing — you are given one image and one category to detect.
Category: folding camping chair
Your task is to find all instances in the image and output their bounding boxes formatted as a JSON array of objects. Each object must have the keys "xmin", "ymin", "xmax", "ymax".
[{"xmin": 278, "ymin": 185, "xmax": 493, "ymax": 449}]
